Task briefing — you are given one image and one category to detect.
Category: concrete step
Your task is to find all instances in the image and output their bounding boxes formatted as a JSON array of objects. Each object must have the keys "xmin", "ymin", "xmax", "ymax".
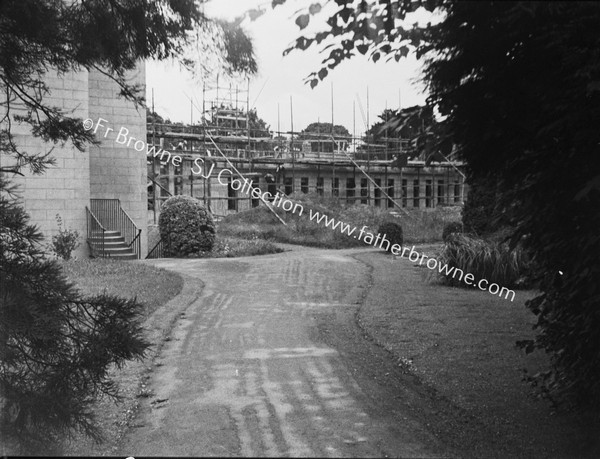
[
  {"xmin": 90, "ymin": 246, "xmax": 137, "ymax": 259},
  {"xmin": 88, "ymin": 229, "xmax": 136, "ymax": 259},
  {"xmin": 90, "ymin": 230, "xmax": 121, "ymax": 237},
  {"xmin": 99, "ymin": 245, "xmax": 133, "ymax": 253},
  {"xmin": 88, "ymin": 237, "xmax": 126, "ymax": 245},
  {"xmin": 101, "ymin": 252, "xmax": 137, "ymax": 260}
]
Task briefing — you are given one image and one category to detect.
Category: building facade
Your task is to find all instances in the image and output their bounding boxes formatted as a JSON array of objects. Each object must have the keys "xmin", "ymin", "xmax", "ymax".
[{"xmin": 5, "ymin": 66, "xmax": 148, "ymax": 258}]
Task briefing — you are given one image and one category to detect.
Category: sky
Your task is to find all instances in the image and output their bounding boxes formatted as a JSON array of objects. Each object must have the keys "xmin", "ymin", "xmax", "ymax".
[{"xmin": 146, "ymin": 0, "xmax": 430, "ymax": 137}]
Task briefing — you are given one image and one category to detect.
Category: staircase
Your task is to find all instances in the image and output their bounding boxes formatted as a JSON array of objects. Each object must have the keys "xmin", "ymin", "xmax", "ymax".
[
  {"xmin": 88, "ymin": 230, "xmax": 137, "ymax": 260},
  {"xmin": 86, "ymin": 199, "xmax": 142, "ymax": 260}
]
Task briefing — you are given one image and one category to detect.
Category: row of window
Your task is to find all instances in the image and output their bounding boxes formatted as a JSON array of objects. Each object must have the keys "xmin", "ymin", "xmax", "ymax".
[
  {"xmin": 226, "ymin": 176, "xmax": 462, "ymax": 210},
  {"xmin": 280, "ymin": 177, "xmax": 462, "ymax": 208}
]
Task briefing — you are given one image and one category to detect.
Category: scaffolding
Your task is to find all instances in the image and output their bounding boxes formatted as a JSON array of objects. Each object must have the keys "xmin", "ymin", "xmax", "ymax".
[{"xmin": 147, "ymin": 84, "xmax": 467, "ymax": 222}]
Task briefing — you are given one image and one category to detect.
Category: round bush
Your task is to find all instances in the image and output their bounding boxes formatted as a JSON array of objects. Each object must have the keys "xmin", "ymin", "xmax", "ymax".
[
  {"xmin": 377, "ymin": 221, "xmax": 403, "ymax": 251},
  {"xmin": 442, "ymin": 221, "xmax": 464, "ymax": 242},
  {"xmin": 159, "ymin": 195, "xmax": 216, "ymax": 257}
]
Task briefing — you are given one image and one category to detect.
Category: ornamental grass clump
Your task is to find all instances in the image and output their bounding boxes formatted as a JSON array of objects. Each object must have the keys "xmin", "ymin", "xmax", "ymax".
[
  {"xmin": 438, "ymin": 233, "xmax": 531, "ymax": 288},
  {"xmin": 159, "ymin": 195, "xmax": 216, "ymax": 257},
  {"xmin": 1, "ymin": 194, "xmax": 148, "ymax": 453}
]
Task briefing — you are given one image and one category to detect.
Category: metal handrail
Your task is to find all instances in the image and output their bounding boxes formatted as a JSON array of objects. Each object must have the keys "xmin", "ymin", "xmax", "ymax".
[
  {"xmin": 85, "ymin": 206, "xmax": 106, "ymax": 258},
  {"xmin": 90, "ymin": 198, "xmax": 142, "ymax": 259},
  {"xmin": 117, "ymin": 204, "xmax": 141, "ymax": 259},
  {"xmin": 129, "ymin": 228, "xmax": 142, "ymax": 258},
  {"xmin": 146, "ymin": 238, "xmax": 165, "ymax": 259}
]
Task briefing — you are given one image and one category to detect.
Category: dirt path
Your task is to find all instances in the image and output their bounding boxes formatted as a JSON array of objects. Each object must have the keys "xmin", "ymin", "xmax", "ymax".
[{"xmin": 118, "ymin": 248, "xmax": 450, "ymax": 457}]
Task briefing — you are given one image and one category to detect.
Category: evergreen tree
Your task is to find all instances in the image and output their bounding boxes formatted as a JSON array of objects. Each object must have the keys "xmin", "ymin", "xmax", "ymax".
[
  {"xmin": 0, "ymin": 0, "xmax": 256, "ymax": 450},
  {"xmin": 0, "ymin": 177, "xmax": 148, "ymax": 451}
]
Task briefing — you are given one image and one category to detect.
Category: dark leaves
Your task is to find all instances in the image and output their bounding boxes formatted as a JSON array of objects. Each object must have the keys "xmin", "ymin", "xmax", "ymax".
[
  {"xmin": 357, "ymin": 43, "xmax": 369, "ymax": 54},
  {"xmin": 339, "ymin": 6, "xmax": 353, "ymax": 23},
  {"xmin": 309, "ymin": 3, "xmax": 322, "ymax": 15},
  {"xmin": 1, "ymin": 197, "xmax": 149, "ymax": 447},
  {"xmin": 247, "ymin": 8, "xmax": 265, "ymax": 21},
  {"xmin": 422, "ymin": 1, "xmax": 600, "ymax": 409},
  {"xmin": 296, "ymin": 14, "xmax": 310, "ymax": 29},
  {"xmin": 282, "ymin": 0, "xmax": 435, "ymax": 83},
  {"xmin": 217, "ymin": 19, "xmax": 258, "ymax": 75}
]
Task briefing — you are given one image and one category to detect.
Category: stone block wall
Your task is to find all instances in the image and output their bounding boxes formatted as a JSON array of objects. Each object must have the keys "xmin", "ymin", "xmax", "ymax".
[
  {"xmin": 88, "ymin": 67, "xmax": 148, "ymax": 256},
  {"xmin": 3, "ymin": 64, "xmax": 148, "ymax": 258},
  {"xmin": 7, "ymin": 70, "xmax": 91, "ymax": 258}
]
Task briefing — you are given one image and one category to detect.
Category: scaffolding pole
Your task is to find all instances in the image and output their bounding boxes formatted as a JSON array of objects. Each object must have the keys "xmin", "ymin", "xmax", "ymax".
[
  {"xmin": 290, "ymin": 95, "xmax": 295, "ymax": 193},
  {"xmin": 206, "ymin": 133, "xmax": 287, "ymax": 226},
  {"xmin": 332, "ymin": 135, "xmax": 410, "ymax": 216}
]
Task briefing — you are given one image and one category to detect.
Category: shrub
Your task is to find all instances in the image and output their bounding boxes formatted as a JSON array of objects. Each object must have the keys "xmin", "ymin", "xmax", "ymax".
[
  {"xmin": 461, "ymin": 176, "xmax": 499, "ymax": 235},
  {"xmin": 377, "ymin": 221, "xmax": 403, "ymax": 251},
  {"xmin": 159, "ymin": 195, "xmax": 216, "ymax": 257},
  {"xmin": 0, "ymin": 195, "xmax": 148, "ymax": 452},
  {"xmin": 437, "ymin": 233, "xmax": 531, "ymax": 288},
  {"xmin": 47, "ymin": 214, "xmax": 80, "ymax": 260},
  {"xmin": 442, "ymin": 221, "xmax": 464, "ymax": 242}
]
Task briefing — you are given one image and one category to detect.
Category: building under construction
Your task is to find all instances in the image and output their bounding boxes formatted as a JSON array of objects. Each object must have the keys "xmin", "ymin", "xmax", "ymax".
[{"xmin": 147, "ymin": 83, "xmax": 467, "ymax": 221}]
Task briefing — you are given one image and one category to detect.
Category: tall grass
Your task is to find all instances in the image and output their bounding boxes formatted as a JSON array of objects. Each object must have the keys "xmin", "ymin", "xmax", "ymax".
[
  {"xmin": 402, "ymin": 206, "xmax": 461, "ymax": 243},
  {"xmin": 436, "ymin": 233, "xmax": 532, "ymax": 288},
  {"xmin": 219, "ymin": 193, "xmax": 461, "ymax": 248}
]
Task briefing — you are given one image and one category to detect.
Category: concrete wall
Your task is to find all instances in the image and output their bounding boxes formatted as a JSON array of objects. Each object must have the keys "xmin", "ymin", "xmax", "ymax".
[
  {"xmin": 88, "ymin": 67, "xmax": 148, "ymax": 256},
  {"xmin": 7, "ymin": 70, "xmax": 91, "ymax": 258},
  {"xmin": 3, "ymin": 64, "xmax": 148, "ymax": 258}
]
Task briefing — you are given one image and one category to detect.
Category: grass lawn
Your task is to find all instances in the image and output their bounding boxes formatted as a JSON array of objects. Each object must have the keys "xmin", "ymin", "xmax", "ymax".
[
  {"xmin": 354, "ymin": 249, "xmax": 599, "ymax": 458},
  {"xmin": 60, "ymin": 258, "xmax": 184, "ymax": 317},
  {"xmin": 219, "ymin": 193, "xmax": 461, "ymax": 249},
  {"xmin": 57, "ymin": 258, "xmax": 188, "ymax": 456}
]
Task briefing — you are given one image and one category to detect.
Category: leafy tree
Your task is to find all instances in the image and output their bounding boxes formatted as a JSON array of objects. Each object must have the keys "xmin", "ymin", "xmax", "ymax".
[
  {"xmin": 461, "ymin": 175, "xmax": 501, "ymax": 236},
  {"xmin": 277, "ymin": 0, "xmax": 600, "ymax": 411},
  {"xmin": 270, "ymin": 0, "xmax": 432, "ymax": 88},
  {"xmin": 248, "ymin": 109, "xmax": 271, "ymax": 137},
  {"xmin": 367, "ymin": 107, "xmax": 425, "ymax": 144},
  {"xmin": 146, "ymin": 108, "xmax": 166, "ymax": 125},
  {"xmin": 365, "ymin": 105, "xmax": 450, "ymax": 163},
  {"xmin": 299, "ymin": 121, "xmax": 350, "ymax": 151},
  {"xmin": 422, "ymin": 1, "xmax": 600, "ymax": 411},
  {"xmin": 300, "ymin": 121, "xmax": 350, "ymax": 139},
  {"xmin": 209, "ymin": 107, "xmax": 271, "ymax": 137}
]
